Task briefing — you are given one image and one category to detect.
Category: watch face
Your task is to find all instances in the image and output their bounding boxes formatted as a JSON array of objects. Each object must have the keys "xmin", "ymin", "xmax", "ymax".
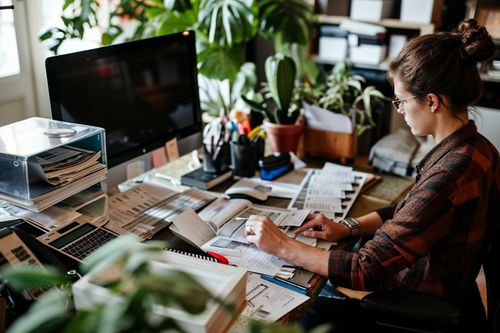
[{"xmin": 344, "ymin": 218, "xmax": 359, "ymax": 228}]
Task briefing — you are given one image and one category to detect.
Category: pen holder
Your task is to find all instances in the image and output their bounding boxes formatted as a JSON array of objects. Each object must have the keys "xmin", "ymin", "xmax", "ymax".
[
  {"xmin": 230, "ymin": 141, "xmax": 257, "ymax": 177},
  {"xmin": 203, "ymin": 142, "xmax": 230, "ymax": 174},
  {"xmin": 254, "ymin": 138, "xmax": 265, "ymax": 168}
]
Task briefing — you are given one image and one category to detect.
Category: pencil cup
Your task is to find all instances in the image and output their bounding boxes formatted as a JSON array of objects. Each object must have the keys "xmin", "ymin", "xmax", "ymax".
[
  {"xmin": 230, "ymin": 141, "xmax": 257, "ymax": 177},
  {"xmin": 203, "ymin": 142, "xmax": 230, "ymax": 174}
]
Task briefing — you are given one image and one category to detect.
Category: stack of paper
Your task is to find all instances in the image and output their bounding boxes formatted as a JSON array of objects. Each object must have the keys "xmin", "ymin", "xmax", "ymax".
[
  {"xmin": 4, "ymin": 188, "xmax": 108, "ymax": 231},
  {"xmin": 33, "ymin": 146, "xmax": 104, "ymax": 186},
  {"xmin": 0, "ymin": 146, "xmax": 107, "ymax": 212},
  {"xmin": 106, "ymin": 183, "xmax": 216, "ymax": 240}
]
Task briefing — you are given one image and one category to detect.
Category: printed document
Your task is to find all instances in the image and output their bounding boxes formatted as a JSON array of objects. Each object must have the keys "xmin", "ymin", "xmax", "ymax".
[
  {"xmin": 170, "ymin": 198, "xmax": 310, "ymax": 275},
  {"xmin": 289, "ymin": 162, "xmax": 367, "ymax": 221},
  {"xmin": 231, "ymin": 272, "xmax": 309, "ymax": 329},
  {"xmin": 106, "ymin": 182, "xmax": 215, "ymax": 239}
]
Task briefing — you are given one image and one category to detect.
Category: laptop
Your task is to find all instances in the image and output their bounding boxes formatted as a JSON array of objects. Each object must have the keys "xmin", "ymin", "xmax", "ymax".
[{"xmin": 37, "ymin": 218, "xmax": 117, "ymax": 262}]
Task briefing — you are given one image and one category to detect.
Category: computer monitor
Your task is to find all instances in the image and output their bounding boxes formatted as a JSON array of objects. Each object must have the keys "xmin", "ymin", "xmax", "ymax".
[{"xmin": 46, "ymin": 31, "xmax": 203, "ymax": 189}]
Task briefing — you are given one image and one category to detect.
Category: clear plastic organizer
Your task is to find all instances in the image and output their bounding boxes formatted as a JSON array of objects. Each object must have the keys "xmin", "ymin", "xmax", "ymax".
[{"xmin": 0, "ymin": 117, "xmax": 106, "ymax": 211}]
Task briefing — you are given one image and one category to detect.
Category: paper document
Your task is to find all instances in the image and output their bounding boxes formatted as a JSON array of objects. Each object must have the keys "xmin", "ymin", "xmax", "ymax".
[
  {"xmin": 303, "ymin": 102, "xmax": 353, "ymax": 133},
  {"xmin": 171, "ymin": 198, "xmax": 309, "ymax": 275},
  {"xmin": 248, "ymin": 177, "xmax": 300, "ymax": 199},
  {"xmin": 186, "ymin": 197, "xmax": 309, "ymax": 243},
  {"xmin": 107, "ymin": 183, "xmax": 215, "ymax": 239},
  {"xmin": 32, "ymin": 146, "xmax": 103, "ymax": 186},
  {"xmin": 289, "ymin": 163, "xmax": 367, "ymax": 221},
  {"xmin": 240, "ymin": 273, "xmax": 309, "ymax": 323},
  {"xmin": 5, "ymin": 189, "xmax": 108, "ymax": 230}
]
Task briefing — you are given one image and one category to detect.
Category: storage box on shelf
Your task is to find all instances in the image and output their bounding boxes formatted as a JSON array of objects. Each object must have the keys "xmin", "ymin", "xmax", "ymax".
[
  {"xmin": 313, "ymin": 15, "xmax": 435, "ymax": 70},
  {"xmin": 350, "ymin": 0, "xmax": 395, "ymax": 21},
  {"xmin": 0, "ymin": 117, "xmax": 107, "ymax": 211},
  {"xmin": 400, "ymin": 0, "xmax": 444, "ymax": 24}
]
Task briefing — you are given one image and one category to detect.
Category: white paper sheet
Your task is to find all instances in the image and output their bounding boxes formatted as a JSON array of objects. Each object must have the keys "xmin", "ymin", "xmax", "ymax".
[
  {"xmin": 303, "ymin": 102, "xmax": 353, "ymax": 133},
  {"xmin": 240, "ymin": 273, "xmax": 310, "ymax": 322}
]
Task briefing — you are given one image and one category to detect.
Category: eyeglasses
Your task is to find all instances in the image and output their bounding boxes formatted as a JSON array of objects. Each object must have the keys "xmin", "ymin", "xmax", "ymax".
[{"xmin": 392, "ymin": 95, "xmax": 419, "ymax": 110}]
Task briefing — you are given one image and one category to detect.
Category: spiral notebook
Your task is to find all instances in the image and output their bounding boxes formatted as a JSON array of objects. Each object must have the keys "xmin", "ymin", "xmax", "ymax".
[{"xmin": 165, "ymin": 248, "xmax": 217, "ymax": 262}]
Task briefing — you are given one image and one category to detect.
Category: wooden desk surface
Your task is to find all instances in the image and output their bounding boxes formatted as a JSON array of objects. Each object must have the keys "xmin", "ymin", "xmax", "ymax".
[{"xmin": 151, "ymin": 155, "xmax": 415, "ymax": 323}]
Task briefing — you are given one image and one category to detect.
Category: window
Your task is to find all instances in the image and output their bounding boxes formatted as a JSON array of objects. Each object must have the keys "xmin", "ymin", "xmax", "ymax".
[{"xmin": 0, "ymin": 0, "xmax": 20, "ymax": 78}]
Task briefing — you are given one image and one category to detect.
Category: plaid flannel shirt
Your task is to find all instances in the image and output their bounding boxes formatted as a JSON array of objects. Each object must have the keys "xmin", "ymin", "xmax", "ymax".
[{"xmin": 328, "ymin": 121, "xmax": 500, "ymax": 302}]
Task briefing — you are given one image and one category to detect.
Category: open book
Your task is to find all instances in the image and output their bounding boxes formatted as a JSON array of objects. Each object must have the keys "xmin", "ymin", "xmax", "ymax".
[{"xmin": 170, "ymin": 198, "xmax": 311, "ymax": 275}]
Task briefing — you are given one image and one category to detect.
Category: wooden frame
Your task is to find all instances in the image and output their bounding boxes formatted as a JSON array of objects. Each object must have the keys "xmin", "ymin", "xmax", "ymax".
[{"xmin": 476, "ymin": 6, "xmax": 500, "ymax": 40}]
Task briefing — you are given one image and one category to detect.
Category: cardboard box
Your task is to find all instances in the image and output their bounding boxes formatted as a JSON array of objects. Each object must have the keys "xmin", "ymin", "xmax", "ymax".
[{"xmin": 350, "ymin": 0, "xmax": 394, "ymax": 21}]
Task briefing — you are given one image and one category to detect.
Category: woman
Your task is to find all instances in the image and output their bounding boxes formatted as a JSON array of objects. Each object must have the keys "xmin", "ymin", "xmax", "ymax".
[{"xmin": 245, "ymin": 19, "xmax": 499, "ymax": 331}]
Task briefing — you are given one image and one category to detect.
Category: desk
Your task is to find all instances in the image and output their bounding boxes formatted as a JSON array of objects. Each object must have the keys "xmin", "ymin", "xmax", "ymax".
[{"xmin": 150, "ymin": 155, "xmax": 415, "ymax": 323}]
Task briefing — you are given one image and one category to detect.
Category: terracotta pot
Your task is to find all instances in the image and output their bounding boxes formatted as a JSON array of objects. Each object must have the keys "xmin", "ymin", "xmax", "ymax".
[{"xmin": 264, "ymin": 121, "xmax": 304, "ymax": 153}]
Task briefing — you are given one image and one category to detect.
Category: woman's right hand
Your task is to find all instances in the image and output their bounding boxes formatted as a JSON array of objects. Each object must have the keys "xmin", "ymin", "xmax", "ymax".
[{"xmin": 293, "ymin": 213, "xmax": 351, "ymax": 242}]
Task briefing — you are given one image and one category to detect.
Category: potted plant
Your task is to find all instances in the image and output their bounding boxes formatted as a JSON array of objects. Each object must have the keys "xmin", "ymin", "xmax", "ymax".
[
  {"xmin": 300, "ymin": 61, "xmax": 385, "ymax": 161},
  {"xmin": 0, "ymin": 235, "xmax": 217, "ymax": 333},
  {"xmin": 242, "ymin": 53, "xmax": 303, "ymax": 153},
  {"xmin": 0, "ymin": 235, "xmax": 313, "ymax": 333}
]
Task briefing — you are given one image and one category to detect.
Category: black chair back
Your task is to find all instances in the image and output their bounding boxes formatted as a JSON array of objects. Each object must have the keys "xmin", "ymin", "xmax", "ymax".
[{"xmin": 484, "ymin": 220, "xmax": 500, "ymax": 333}]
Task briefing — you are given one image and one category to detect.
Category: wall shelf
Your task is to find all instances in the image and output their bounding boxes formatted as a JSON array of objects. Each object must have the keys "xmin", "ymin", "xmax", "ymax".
[{"xmin": 317, "ymin": 15, "xmax": 435, "ymax": 35}]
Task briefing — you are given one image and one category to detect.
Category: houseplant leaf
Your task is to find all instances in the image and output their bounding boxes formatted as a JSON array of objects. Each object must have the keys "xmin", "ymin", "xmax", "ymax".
[
  {"xmin": 257, "ymin": 0, "xmax": 314, "ymax": 46},
  {"xmin": 198, "ymin": 0, "xmax": 257, "ymax": 48},
  {"xmin": 198, "ymin": 46, "xmax": 245, "ymax": 82},
  {"xmin": 264, "ymin": 53, "xmax": 296, "ymax": 123},
  {"xmin": 6, "ymin": 289, "xmax": 69, "ymax": 333},
  {"xmin": 1, "ymin": 266, "xmax": 69, "ymax": 291}
]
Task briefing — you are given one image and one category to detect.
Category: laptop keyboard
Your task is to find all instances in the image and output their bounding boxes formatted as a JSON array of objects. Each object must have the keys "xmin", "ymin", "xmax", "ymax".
[{"xmin": 62, "ymin": 228, "xmax": 117, "ymax": 260}]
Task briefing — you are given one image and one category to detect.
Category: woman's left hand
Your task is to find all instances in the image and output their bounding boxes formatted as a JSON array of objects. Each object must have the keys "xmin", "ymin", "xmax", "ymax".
[{"xmin": 245, "ymin": 215, "xmax": 291, "ymax": 256}]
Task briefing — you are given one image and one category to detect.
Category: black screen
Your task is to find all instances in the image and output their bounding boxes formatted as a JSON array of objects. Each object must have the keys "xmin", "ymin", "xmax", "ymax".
[{"xmin": 46, "ymin": 31, "xmax": 202, "ymax": 168}]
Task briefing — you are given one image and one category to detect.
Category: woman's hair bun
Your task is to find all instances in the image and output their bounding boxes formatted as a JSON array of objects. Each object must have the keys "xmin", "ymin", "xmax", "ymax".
[{"xmin": 452, "ymin": 19, "xmax": 495, "ymax": 62}]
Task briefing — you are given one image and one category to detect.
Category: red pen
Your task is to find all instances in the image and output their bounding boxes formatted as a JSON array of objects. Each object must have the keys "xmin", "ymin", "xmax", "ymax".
[{"xmin": 207, "ymin": 251, "xmax": 229, "ymax": 264}]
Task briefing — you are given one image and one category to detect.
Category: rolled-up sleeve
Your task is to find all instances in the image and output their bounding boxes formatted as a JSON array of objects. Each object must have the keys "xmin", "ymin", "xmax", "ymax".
[
  {"xmin": 374, "ymin": 206, "xmax": 395, "ymax": 222},
  {"xmin": 327, "ymin": 171, "xmax": 456, "ymax": 291}
]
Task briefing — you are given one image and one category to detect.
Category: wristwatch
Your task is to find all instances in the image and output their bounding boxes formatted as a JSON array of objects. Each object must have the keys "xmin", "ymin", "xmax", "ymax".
[{"xmin": 341, "ymin": 217, "xmax": 360, "ymax": 237}]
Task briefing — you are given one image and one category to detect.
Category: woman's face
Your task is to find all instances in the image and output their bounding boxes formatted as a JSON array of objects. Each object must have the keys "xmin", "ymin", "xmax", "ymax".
[{"xmin": 393, "ymin": 77, "xmax": 434, "ymax": 137}]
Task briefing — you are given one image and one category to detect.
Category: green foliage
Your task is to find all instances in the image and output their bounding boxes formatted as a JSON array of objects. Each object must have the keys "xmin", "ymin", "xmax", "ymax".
[
  {"xmin": 1, "ymin": 235, "xmax": 215, "ymax": 333},
  {"xmin": 302, "ymin": 61, "xmax": 386, "ymax": 135},
  {"xmin": 243, "ymin": 53, "xmax": 302, "ymax": 125},
  {"xmin": 198, "ymin": 0, "xmax": 257, "ymax": 48},
  {"xmin": 257, "ymin": 0, "xmax": 314, "ymax": 50},
  {"xmin": 199, "ymin": 62, "xmax": 257, "ymax": 117},
  {"xmin": 38, "ymin": 0, "xmax": 318, "ymax": 116},
  {"xmin": 0, "ymin": 234, "xmax": 315, "ymax": 333},
  {"xmin": 38, "ymin": 0, "xmax": 99, "ymax": 54},
  {"xmin": 256, "ymin": 0, "xmax": 317, "ymax": 82}
]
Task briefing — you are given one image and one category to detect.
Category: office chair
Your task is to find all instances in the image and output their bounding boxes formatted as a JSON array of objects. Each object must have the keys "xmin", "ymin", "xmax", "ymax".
[{"xmin": 359, "ymin": 225, "xmax": 500, "ymax": 333}]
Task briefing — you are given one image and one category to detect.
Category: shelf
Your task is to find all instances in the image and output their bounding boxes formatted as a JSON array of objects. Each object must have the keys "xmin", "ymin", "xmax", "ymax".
[
  {"xmin": 317, "ymin": 15, "xmax": 435, "ymax": 35},
  {"xmin": 312, "ymin": 55, "xmax": 390, "ymax": 71},
  {"xmin": 481, "ymin": 73, "xmax": 500, "ymax": 84}
]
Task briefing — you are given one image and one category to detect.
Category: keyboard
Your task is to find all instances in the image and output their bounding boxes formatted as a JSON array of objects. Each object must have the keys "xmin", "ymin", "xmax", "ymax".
[{"xmin": 61, "ymin": 228, "xmax": 117, "ymax": 260}]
